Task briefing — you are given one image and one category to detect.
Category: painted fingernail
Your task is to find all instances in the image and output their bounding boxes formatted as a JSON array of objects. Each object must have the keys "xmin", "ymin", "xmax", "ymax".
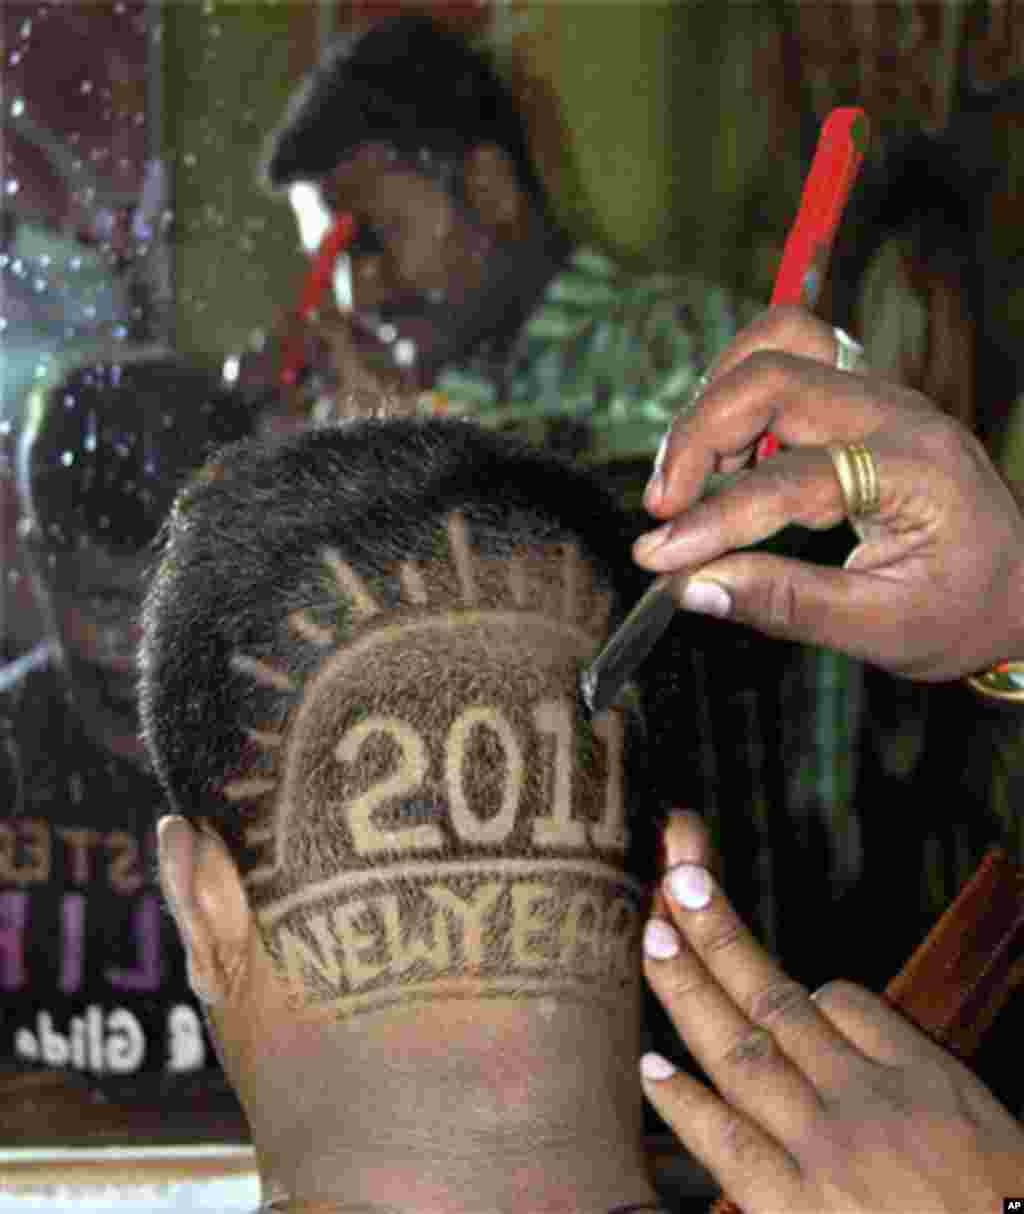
[
  {"xmin": 663, "ymin": 809, "xmax": 707, "ymax": 870},
  {"xmin": 644, "ymin": 431, "xmax": 670, "ymax": 510},
  {"xmin": 666, "ymin": 862, "xmax": 713, "ymax": 910},
  {"xmin": 156, "ymin": 814, "xmax": 186, "ymax": 857},
  {"xmin": 634, "ymin": 523, "xmax": 673, "ymax": 560},
  {"xmin": 640, "ymin": 1052, "xmax": 677, "ymax": 1081},
  {"xmin": 679, "ymin": 579, "xmax": 732, "ymax": 619},
  {"xmin": 643, "ymin": 916, "xmax": 681, "ymax": 959}
]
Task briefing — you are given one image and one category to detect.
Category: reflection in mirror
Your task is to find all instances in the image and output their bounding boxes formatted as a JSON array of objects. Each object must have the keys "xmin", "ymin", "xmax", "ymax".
[{"xmin": 0, "ymin": 0, "xmax": 259, "ymax": 1157}]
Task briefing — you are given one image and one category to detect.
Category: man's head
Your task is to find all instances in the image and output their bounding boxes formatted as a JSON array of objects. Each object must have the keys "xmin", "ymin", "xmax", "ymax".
[
  {"xmin": 139, "ymin": 419, "xmax": 661, "ymax": 1190},
  {"xmin": 16, "ymin": 349, "xmax": 259, "ymax": 764},
  {"xmin": 264, "ymin": 16, "xmax": 569, "ymax": 386}
]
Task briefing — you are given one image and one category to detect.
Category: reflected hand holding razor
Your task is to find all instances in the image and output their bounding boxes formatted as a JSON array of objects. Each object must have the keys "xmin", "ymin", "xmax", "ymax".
[
  {"xmin": 579, "ymin": 107, "xmax": 870, "ymax": 718},
  {"xmin": 278, "ymin": 211, "xmax": 357, "ymax": 388}
]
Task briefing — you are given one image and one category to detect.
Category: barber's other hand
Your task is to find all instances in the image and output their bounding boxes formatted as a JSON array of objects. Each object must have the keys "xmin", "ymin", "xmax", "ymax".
[
  {"xmin": 318, "ymin": 314, "xmax": 421, "ymax": 418},
  {"xmin": 635, "ymin": 306, "xmax": 1024, "ymax": 680},
  {"xmin": 641, "ymin": 815, "xmax": 1024, "ymax": 1213}
]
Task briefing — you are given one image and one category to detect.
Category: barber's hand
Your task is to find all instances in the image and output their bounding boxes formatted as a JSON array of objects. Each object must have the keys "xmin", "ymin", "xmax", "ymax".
[
  {"xmin": 318, "ymin": 314, "xmax": 422, "ymax": 419},
  {"xmin": 635, "ymin": 306, "xmax": 1024, "ymax": 680},
  {"xmin": 641, "ymin": 814, "xmax": 1024, "ymax": 1213}
]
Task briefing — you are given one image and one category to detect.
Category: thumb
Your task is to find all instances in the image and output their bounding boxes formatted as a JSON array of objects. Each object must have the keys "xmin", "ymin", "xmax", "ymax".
[{"xmin": 666, "ymin": 550, "xmax": 916, "ymax": 669}]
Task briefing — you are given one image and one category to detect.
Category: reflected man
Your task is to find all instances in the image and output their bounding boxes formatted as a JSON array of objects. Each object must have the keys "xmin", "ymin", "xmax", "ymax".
[
  {"xmin": 0, "ymin": 351, "xmax": 258, "ymax": 1080},
  {"xmin": 264, "ymin": 14, "xmax": 751, "ymax": 460}
]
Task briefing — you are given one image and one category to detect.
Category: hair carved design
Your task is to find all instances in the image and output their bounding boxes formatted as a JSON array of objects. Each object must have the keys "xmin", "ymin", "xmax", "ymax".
[{"xmin": 224, "ymin": 512, "xmax": 640, "ymax": 1018}]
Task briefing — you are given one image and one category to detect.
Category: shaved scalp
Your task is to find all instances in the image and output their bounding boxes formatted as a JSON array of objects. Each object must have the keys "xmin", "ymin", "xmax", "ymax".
[{"xmin": 141, "ymin": 420, "xmax": 659, "ymax": 1017}]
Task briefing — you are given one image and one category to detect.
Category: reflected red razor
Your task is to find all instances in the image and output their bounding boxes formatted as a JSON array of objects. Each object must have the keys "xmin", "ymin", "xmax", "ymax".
[{"xmin": 279, "ymin": 212, "xmax": 357, "ymax": 389}]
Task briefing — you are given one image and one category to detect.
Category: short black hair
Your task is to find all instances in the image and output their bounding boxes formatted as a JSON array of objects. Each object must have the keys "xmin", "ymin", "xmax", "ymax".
[
  {"xmin": 141, "ymin": 420, "xmax": 663, "ymax": 1015},
  {"xmin": 264, "ymin": 15, "xmax": 547, "ymax": 209},
  {"xmin": 17, "ymin": 350, "xmax": 260, "ymax": 556},
  {"xmin": 141, "ymin": 417, "xmax": 648, "ymax": 815}
]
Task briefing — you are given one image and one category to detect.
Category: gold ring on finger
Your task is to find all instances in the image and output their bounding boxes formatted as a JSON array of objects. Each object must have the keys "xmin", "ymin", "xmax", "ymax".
[{"xmin": 827, "ymin": 441, "xmax": 881, "ymax": 521}]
